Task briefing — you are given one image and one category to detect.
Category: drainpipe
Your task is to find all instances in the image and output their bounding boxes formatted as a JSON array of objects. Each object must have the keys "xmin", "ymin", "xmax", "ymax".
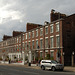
[{"xmin": 43, "ymin": 26, "xmax": 45, "ymax": 59}]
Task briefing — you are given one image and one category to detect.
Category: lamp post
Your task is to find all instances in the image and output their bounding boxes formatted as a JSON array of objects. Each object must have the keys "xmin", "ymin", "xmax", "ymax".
[
  {"xmin": 62, "ymin": 52, "xmax": 65, "ymax": 65},
  {"xmin": 28, "ymin": 45, "xmax": 32, "ymax": 66},
  {"xmin": 72, "ymin": 51, "xmax": 74, "ymax": 66}
]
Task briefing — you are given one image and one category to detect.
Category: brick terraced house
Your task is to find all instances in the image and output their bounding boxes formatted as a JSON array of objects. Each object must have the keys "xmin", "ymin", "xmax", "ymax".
[{"xmin": 0, "ymin": 10, "xmax": 75, "ymax": 66}]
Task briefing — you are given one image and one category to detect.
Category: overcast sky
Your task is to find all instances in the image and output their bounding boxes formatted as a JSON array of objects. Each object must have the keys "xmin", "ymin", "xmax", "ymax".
[{"xmin": 0, "ymin": 0, "xmax": 75, "ymax": 41}]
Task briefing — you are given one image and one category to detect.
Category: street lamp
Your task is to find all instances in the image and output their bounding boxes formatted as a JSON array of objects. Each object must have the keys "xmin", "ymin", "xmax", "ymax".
[
  {"xmin": 63, "ymin": 52, "xmax": 65, "ymax": 56},
  {"xmin": 62, "ymin": 52, "xmax": 65, "ymax": 65},
  {"xmin": 72, "ymin": 51, "xmax": 74, "ymax": 66},
  {"xmin": 72, "ymin": 51, "xmax": 74, "ymax": 55}
]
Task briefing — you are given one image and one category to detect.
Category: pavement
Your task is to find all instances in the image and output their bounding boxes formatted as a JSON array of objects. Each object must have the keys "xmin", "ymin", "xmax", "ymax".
[
  {"xmin": 0, "ymin": 63, "xmax": 75, "ymax": 72},
  {"xmin": 64, "ymin": 66, "xmax": 75, "ymax": 72}
]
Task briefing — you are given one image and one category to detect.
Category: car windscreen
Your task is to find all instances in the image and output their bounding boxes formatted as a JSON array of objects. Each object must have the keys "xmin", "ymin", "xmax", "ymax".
[{"xmin": 51, "ymin": 60, "xmax": 58, "ymax": 64}]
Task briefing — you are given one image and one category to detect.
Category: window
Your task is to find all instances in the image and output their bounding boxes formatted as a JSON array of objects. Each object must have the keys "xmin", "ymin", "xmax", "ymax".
[
  {"xmin": 17, "ymin": 46, "xmax": 19, "ymax": 51},
  {"xmin": 22, "ymin": 42, "xmax": 24, "ymax": 50},
  {"xmin": 32, "ymin": 53, "xmax": 34, "ymax": 60},
  {"xmin": 32, "ymin": 41, "xmax": 34, "ymax": 49},
  {"xmin": 36, "ymin": 40, "xmax": 38, "ymax": 49},
  {"xmin": 25, "ymin": 42, "xmax": 27, "ymax": 50},
  {"xmin": 40, "ymin": 52, "xmax": 43, "ymax": 57},
  {"xmin": 56, "ymin": 22, "xmax": 59, "ymax": 32},
  {"xmin": 50, "ymin": 37, "xmax": 54, "ymax": 48},
  {"xmin": 15, "ymin": 38, "xmax": 16, "ymax": 44},
  {"xmin": 23, "ymin": 34, "xmax": 25, "ymax": 40},
  {"xmin": 56, "ymin": 35, "xmax": 59, "ymax": 47},
  {"xmin": 19, "ymin": 37, "xmax": 21, "ymax": 43},
  {"xmin": 32, "ymin": 31, "xmax": 34, "ymax": 38},
  {"xmin": 3, "ymin": 42, "xmax": 6, "ymax": 46},
  {"xmin": 19, "ymin": 46, "xmax": 21, "ymax": 51},
  {"xmin": 40, "ymin": 28, "xmax": 43, "ymax": 36},
  {"xmin": 50, "ymin": 50, "xmax": 54, "ymax": 59},
  {"xmin": 28, "ymin": 42, "xmax": 31, "ymax": 50},
  {"xmin": 50, "ymin": 24, "xmax": 53, "ymax": 33},
  {"xmin": 45, "ymin": 26, "xmax": 48, "ymax": 34},
  {"xmin": 12, "ymin": 38, "xmax": 15, "ymax": 44},
  {"xmin": 14, "ymin": 48, "xmax": 16, "ymax": 52},
  {"xmin": 40, "ymin": 39, "xmax": 43, "ymax": 48},
  {"xmin": 36, "ymin": 29, "xmax": 38, "ymax": 37},
  {"xmin": 42, "ymin": 61, "xmax": 51, "ymax": 63},
  {"xmin": 19, "ymin": 55, "xmax": 21, "ymax": 58},
  {"xmin": 26, "ymin": 33, "xmax": 27, "ymax": 39},
  {"xmin": 45, "ymin": 50, "xmax": 48, "ymax": 57},
  {"xmin": 17, "ymin": 37, "xmax": 18, "ymax": 43},
  {"xmin": 29, "ymin": 32, "xmax": 31, "ymax": 39},
  {"xmin": 45, "ymin": 38, "xmax": 48, "ymax": 48}
]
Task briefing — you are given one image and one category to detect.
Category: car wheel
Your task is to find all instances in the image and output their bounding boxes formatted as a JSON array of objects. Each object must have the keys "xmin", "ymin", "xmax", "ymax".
[
  {"xmin": 52, "ymin": 67, "xmax": 56, "ymax": 71},
  {"xmin": 41, "ymin": 66, "xmax": 45, "ymax": 70}
]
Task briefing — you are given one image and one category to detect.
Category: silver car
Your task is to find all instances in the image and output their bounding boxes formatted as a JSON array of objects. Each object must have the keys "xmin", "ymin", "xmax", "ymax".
[{"xmin": 40, "ymin": 60, "xmax": 64, "ymax": 71}]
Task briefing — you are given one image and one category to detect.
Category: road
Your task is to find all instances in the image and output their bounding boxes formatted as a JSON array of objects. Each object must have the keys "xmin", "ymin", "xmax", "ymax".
[{"xmin": 0, "ymin": 65, "xmax": 75, "ymax": 75}]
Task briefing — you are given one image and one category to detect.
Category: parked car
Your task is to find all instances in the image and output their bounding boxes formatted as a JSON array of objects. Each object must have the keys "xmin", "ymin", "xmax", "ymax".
[{"xmin": 40, "ymin": 60, "xmax": 64, "ymax": 71}]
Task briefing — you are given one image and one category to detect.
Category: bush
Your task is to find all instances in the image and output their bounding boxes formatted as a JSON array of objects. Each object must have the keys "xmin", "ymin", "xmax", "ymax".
[
  {"xmin": 44, "ymin": 54, "xmax": 54, "ymax": 60},
  {"xmin": 50, "ymin": 57, "xmax": 54, "ymax": 60},
  {"xmin": 16, "ymin": 59, "xmax": 18, "ymax": 62},
  {"xmin": 14, "ymin": 56, "xmax": 17, "ymax": 59},
  {"xmin": 45, "ymin": 54, "xmax": 50, "ymax": 60},
  {"xmin": 35, "ymin": 57, "xmax": 38, "ymax": 62},
  {"xmin": 0, "ymin": 58, "xmax": 2, "ymax": 61},
  {"xmin": 25, "ymin": 56, "xmax": 28, "ymax": 61},
  {"xmin": 39, "ymin": 57, "xmax": 43, "ymax": 60},
  {"xmin": 5, "ymin": 58, "xmax": 8, "ymax": 61}
]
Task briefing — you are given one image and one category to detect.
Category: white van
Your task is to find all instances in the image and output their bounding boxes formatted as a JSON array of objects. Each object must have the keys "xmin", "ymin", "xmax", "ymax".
[{"xmin": 40, "ymin": 60, "xmax": 64, "ymax": 71}]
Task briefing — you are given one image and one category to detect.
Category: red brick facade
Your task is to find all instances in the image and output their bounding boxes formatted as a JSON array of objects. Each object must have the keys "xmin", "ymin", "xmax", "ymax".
[{"xmin": 0, "ymin": 10, "xmax": 75, "ymax": 66}]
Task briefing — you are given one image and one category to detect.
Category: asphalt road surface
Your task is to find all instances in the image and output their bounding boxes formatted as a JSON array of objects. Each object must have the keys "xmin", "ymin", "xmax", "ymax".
[{"xmin": 0, "ymin": 65, "xmax": 75, "ymax": 75}]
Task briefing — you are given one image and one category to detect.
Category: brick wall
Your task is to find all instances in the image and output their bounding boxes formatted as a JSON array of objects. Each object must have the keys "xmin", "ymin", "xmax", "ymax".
[
  {"xmin": 26, "ymin": 23, "xmax": 42, "ymax": 31},
  {"xmin": 62, "ymin": 14, "xmax": 75, "ymax": 66},
  {"xmin": 50, "ymin": 9, "xmax": 66, "ymax": 22},
  {"xmin": 3, "ymin": 35, "xmax": 12, "ymax": 41},
  {"xmin": 12, "ymin": 31, "xmax": 23, "ymax": 37}
]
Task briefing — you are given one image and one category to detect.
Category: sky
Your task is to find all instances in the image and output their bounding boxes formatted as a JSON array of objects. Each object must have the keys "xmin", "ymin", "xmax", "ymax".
[{"xmin": 0, "ymin": 0, "xmax": 75, "ymax": 41}]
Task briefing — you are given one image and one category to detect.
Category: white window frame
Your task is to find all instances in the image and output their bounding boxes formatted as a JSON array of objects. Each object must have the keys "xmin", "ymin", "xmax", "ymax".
[
  {"xmin": 40, "ymin": 28, "xmax": 43, "ymax": 36},
  {"xmin": 29, "ymin": 32, "xmax": 31, "ymax": 39},
  {"xmin": 36, "ymin": 29, "xmax": 38, "ymax": 37},
  {"xmin": 50, "ymin": 50, "xmax": 54, "ymax": 58},
  {"xmin": 45, "ymin": 37, "xmax": 48, "ymax": 48},
  {"xmin": 32, "ymin": 41, "xmax": 34, "ymax": 49},
  {"xmin": 36, "ymin": 39, "xmax": 38, "ymax": 49},
  {"xmin": 45, "ymin": 26, "xmax": 48, "ymax": 34},
  {"xmin": 40, "ymin": 51, "xmax": 43, "ymax": 57},
  {"xmin": 40, "ymin": 39, "xmax": 43, "ymax": 49},
  {"xmin": 17, "ymin": 37, "xmax": 18, "ymax": 43},
  {"xmin": 25, "ymin": 41, "xmax": 27, "ymax": 50},
  {"xmin": 56, "ymin": 35, "xmax": 60, "ymax": 47},
  {"xmin": 50, "ymin": 36, "xmax": 54, "ymax": 48},
  {"xmin": 56, "ymin": 22, "xmax": 59, "ymax": 32},
  {"xmin": 25, "ymin": 33, "xmax": 27, "ymax": 39},
  {"xmin": 32, "ymin": 31, "xmax": 34, "ymax": 38},
  {"xmin": 50, "ymin": 24, "xmax": 54, "ymax": 33},
  {"xmin": 23, "ymin": 34, "xmax": 25, "ymax": 40},
  {"xmin": 28, "ymin": 41, "xmax": 31, "ymax": 50}
]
